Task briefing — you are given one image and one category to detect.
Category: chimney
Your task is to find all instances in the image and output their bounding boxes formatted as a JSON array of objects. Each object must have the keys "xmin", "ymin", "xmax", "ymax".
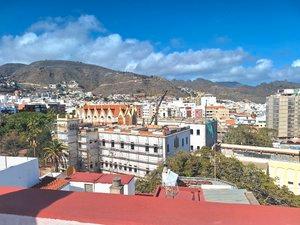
[{"xmin": 110, "ymin": 176, "xmax": 124, "ymax": 194}]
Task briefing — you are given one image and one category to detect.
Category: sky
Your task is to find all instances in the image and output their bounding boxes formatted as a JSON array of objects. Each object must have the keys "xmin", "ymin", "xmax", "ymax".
[{"xmin": 0, "ymin": 0, "xmax": 300, "ymax": 85}]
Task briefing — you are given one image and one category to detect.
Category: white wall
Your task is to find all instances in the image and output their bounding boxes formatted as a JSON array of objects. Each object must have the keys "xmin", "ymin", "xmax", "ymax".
[
  {"xmin": 69, "ymin": 181, "xmax": 135, "ymax": 195},
  {"xmin": 0, "ymin": 156, "xmax": 39, "ymax": 188}
]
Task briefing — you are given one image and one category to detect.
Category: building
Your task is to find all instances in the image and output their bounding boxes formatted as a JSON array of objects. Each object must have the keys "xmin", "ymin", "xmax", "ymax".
[
  {"xmin": 66, "ymin": 172, "xmax": 135, "ymax": 195},
  {"xmin": 0, "ymin": 186, "xmax": 299, "ymax": 225},
  {"xmin": 0, "ymin": 156, "xmax": 39, "ymax": 188},
  {"xmin": 76, "ymin": 104, "xmax": 138, "ymax": 125},
  {"xmin": 21, "ymin": 103, "xmax": 47, "ymax": 113},
  {"xmin": 220, "ymin": 143, "xmax": 300, "ymax": 195},
  {"xmin": 205, "ymin": 105, "xmax": 230, "ymax": 122},
  {"xmin": 74, "ymin": 124, "xmax": 190, "ymax": 177},
  {"xmin": 56, "ymin": 115, "xmax": 80, "ymax": 168},
  {"xmin": 266, "ymin": 89, "xmax": 300, "ymax": 139},
  {"xmin": 158, "ymin": 119, "xmax": 217, "ymax": 151},
  {"xmin": 77, "ymin": 127, "xmax": 99, "ymax": 171},
  {"xmin": 98, "ymin": 125, "xmax": 190, "ymax": 177}
]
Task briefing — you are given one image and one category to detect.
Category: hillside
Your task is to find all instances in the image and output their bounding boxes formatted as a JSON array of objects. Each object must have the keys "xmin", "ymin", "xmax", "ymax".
[
  {"xmin": 1, "ymin": 60, "xmax": 184, "ymax": 97},
  {"xmin": 1, "ymin": 60, "xmax": 300, "ymax": 103}
]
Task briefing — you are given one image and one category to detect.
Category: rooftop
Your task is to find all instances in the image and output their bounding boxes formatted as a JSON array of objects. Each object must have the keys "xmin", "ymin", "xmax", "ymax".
[
  {"xmin": 95, "ymin": 124, "xmax": 189, "ymax": 137},
  {"xmin": 0, "ymin": 187, "xmax": 299, "ymax": 225},
  {"xmin": 67, "ymin": 172, "xmax": 134, "ymax": 185},
  {"xmin": 33, "ymin": 176, "xmax": 69, "ymax": 190}
]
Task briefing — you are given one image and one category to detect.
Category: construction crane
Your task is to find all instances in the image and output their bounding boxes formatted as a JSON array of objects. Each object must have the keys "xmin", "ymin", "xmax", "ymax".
[{"xmin": 149, "ymin": 90, "xmax": 168, "ymax": 125}]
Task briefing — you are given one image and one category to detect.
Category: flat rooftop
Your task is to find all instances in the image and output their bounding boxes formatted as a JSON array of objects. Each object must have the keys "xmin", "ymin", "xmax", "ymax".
[
  {"xmin": 0, "ymin": 187, "xmax": 299, "ymax": 225},
  {"xmin": 80, "ymin": 124, "xmax": 189, "ymax": 137}
]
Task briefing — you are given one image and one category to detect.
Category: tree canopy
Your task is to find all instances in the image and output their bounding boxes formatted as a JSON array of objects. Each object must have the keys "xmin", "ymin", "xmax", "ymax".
[
  {"xmin": 0, "ymin": 112, "xmax": 55, "ymax": 158},
  {"xmin": 136, "ymin": 148, "xmax": 300, "ymax": 207},
  {"xmin": 223, "ymin": 125, "xmax": 276, "ymax": 147}
]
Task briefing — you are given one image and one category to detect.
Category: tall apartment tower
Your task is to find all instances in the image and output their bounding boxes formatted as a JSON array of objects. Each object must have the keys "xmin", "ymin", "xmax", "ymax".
[
  {"xmin": 56, "ymin": 115, "xmax": 80, "ymax": 168},
  {"xmin": 266, "ymin": 89, "xmax": 300, "ymax": 139}
]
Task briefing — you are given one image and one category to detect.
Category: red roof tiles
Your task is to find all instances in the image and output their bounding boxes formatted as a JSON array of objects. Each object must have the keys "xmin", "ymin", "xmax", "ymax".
[
  {"xmin": 0, "ymin": 187, "xmax": 299, "ymax": 225},
  {"xmin": 33, "ymin": 176, "xmax": 69, "ymax": 190},
  {"xmin": 68, "ymin": 172, "xmax": 134, "ymax": 185}
]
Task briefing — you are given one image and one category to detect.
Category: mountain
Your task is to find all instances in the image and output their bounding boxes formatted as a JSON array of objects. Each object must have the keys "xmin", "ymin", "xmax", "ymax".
[
  {"xmin": 1, "ymin": 60, "xmax": 300, "ymax": 103},
  {"xmin": 0, "ymin": 63, "xmax": 26, "ymax": 78},
  {"xmin": 1, "ymin": 60, "xmax": 184, "ymax": 97}
]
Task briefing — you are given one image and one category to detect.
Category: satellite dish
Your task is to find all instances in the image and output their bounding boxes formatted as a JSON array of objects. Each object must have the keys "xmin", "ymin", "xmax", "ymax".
[
  {"xmin": 162, "ymin": 169, "xmax": 178, "ymax": 187},
  {"xmin": 66, "ymin": 166, "xmax": 76, "ymax": 177}
]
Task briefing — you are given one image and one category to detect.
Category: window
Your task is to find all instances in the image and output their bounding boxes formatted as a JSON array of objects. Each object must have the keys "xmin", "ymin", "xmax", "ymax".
[
  {"xmin": 134, "ymin": 166, "xmax": 137, "ymax": 173},
  {"xmin": 121, "ymin": 141, "xmax": 124, "ymax": 149},
  {"xmin": 190, "ymin": 129, "xmax": 193, "ymax": 135},
  {"xmin": 84, "ymin": 184, "xmax": 93, "ymax": 192},
  {"xmin": 182, "ymin": 138, "xmax": 184, "ymax": 147},
  {"xmin": 102, "ymin": 139, "xmax": 105, "ymax": 146},
  {"xmin": 119, "ymin": 164, "xmax": 122, "ymax": 170},
  {"xmin": 186, "ymin": 137, "xmax": 188, "ymax": 145},
  {"xmin": 191, "ymin": 145, "xmax": 193, "ymax": 151},
  {"xmin": 145, "ymin": 143, "xmax": 149, "ymax": 152},
  {"xmin": 114, "ymin": 163, "xmax": 117, "ymax": 169},
  {"xmin": 124, "ymin": 166, "xmax": 127, "ymax": 171},
  {"xmin": 129, "ymin": 166, "xmax": 132, "ymax": 172},
  {"xmin": 111, "ymin": 140, "xmax": 115, "ymax": 148},
  {"xmin": 131, "ymin": 142, "xmax": 135, "ymax": 150},
  {"xmin": 196, "ymin": 129, "xmax": 200, "ymax": 135},
  {"xmin": 154, "ymin": 145, "xmax": 158, "ymax": 153},
  {"xmin": 167, "ymin": 144, "xmax": 170, "ymax": 153},
  {"xmin": 146, "ymin": 168, "xmax": 150, "ymax": 175},
  {"xmin": 105, "ymin": 162, "xmax": 108, "ymax": 167},
  {"xmin": 197, "ymin": 146, "xmax": 200, "ymax": 150},
  {"xmin": 288, "ymin": 181, "xmax": 294, "ymax": 185}
]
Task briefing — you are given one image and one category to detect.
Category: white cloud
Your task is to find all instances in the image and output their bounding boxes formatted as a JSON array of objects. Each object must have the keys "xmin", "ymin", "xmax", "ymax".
[
  {"xmin": 0, "ymin": 14, "xmax": 299, "ymax": 84},
  {"xmin": 292, "ymin": 59, "xmax": 300, "ymax": 68}
]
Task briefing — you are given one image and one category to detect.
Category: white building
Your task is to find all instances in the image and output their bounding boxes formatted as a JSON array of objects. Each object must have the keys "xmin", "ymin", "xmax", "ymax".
[
  {"xmin": 97, "ymin": 125, "xmax": 190, "ymax": 177},
  {"xmin": 66, "ymin": 172, "xmax": 135, "ymax": 195},
  {"xmin": 0, "ymin": 156, "xmax": 39, "ymax": 188},
  {"xmin": 158, "ymin": 119, "xmax": 218, "ymax": 151}
]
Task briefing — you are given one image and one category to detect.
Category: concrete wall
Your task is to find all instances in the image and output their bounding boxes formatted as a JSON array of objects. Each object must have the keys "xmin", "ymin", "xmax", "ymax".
[
  {"xmin": 68, "ymin": 181, "xmax": 135, "ymax": 195},
  {"xmin": 0, "ymin": 156, "xmax": 39, "ymax": 188}
]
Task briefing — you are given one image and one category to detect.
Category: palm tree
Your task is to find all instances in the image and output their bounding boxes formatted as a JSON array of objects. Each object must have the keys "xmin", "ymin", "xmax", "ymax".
[
  {"xmin": 27, "ymin": 118, "xmax": 43, "ymax": 157},
  {"xmin": 43, "ymin": 139, "xmax": 68, "ymax": 172}
]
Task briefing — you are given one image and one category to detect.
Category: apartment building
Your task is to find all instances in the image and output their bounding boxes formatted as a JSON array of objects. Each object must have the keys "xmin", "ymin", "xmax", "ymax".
[
  {"xmin": 266, "ymin": 89, "xmax": 300, "ymax": 138},
  {"xmin": 76, "ymin": 125, "xmax": 190, "ymax": 177},
  {"xmin": 56, "ymin": 114, "xmax": 80, "ymax": 167},
  {"xmin": 205, "ymin": 105, "xmax": 230, "ymax": 122}
]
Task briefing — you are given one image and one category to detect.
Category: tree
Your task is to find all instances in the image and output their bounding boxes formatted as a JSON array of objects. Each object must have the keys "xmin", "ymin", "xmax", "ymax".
[
  {"xmin": 43, "ymin": 139, "xmax": 68, "ymax": 172},
  {"xmin": 136, "ymin": 148, "xmax": 300, "ymax": 207},
  {"xmin": 0, "ymin": 112, "xmax": 55, "ymax": 159},
  {"xmin": 0, "ymin": 131, "xmax": 27, "ymax": 156},
  {"xmin": 223, "ymin": 125, "xmax": 276, "ymax": 147}
]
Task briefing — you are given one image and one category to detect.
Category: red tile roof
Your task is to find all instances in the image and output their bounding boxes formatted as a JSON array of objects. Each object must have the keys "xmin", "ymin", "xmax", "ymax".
[
  {"xmin": 68, "ymin": 172, "xmax": 134, "ymax": 185},
  {"xmin": 0, "ymin": 187, "xmax": 299, "ymax": 225},
  {"xmin": 33, "ymin": 176, "xmax": 69, "ymax": 190}
]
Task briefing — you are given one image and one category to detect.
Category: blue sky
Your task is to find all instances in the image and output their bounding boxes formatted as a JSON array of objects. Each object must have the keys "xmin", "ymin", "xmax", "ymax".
[{"xmin": 1, "ymin": 0, "xmax": 300, "ymax": 84}]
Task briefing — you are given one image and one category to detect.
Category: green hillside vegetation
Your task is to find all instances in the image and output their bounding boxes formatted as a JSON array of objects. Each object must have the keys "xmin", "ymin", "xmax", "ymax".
[{"xmin": 136, "ymin": 148, "xmax": 300, "ymax": 207}]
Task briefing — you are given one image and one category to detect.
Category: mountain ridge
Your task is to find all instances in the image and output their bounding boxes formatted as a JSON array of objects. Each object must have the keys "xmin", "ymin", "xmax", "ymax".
[{"xmin": 1, "ymin": 60, "xmax": 300, "ymax": 103}]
